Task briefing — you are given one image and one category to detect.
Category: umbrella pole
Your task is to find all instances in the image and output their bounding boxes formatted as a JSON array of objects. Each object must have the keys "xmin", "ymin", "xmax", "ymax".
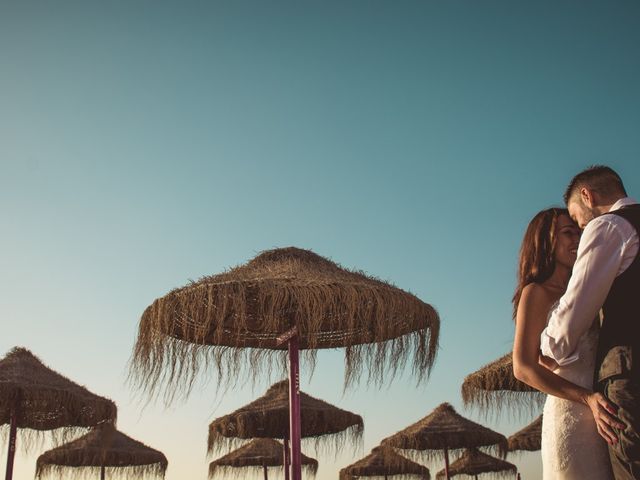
[
  {"xmin": 283, "ymin": 436, "xmax": 290, "ymax": 480},
  {"xmin": 100, "ymin": 465, "xmax": 105, "ymax": 480},
  {"xmin": 443, "ymin": 446, "xmax": 451, "ymax": 480},
  {"xmin": 4, "ymin": 403, "xmax": 18, "ymax": 480},
  {"xmin": 288, "ymin": 334, "xmax": 302, "ymax": 480},
  {"xmin": 264, "ymin": 464, "xmax": 268, "ymax": 480}
]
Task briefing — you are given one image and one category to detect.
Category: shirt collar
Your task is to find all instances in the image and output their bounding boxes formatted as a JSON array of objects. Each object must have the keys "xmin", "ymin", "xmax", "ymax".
[{"xmin": 609, "ymin": 197, "xmax": 638, "ymax": 212}]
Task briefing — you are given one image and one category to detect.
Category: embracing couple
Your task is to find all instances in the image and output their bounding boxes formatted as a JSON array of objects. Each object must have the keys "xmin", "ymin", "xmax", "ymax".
[{"xmin": 512, "ymin": 165, "xmax": 640, "ymax": 479}]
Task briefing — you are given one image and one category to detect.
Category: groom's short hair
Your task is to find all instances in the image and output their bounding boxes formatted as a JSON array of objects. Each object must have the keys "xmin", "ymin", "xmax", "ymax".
[{"xmin": 564, "ymin": 165, "xmax": 627, "ymax": 204}]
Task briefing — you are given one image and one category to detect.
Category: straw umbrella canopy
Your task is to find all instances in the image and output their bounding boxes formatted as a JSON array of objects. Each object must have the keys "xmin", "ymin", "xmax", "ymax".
[
  {"xmin": 209, "ymin": 438, "xmax": 317, "ymax": 480},
  {"xmin": 339, "ymin": 446, "xmax": 430, "ymax": 480},
  {"xmin": 461, "ymin": 352, "xmax": 544, "ymax": 416},
  {"xmin": 208, "ymin": 380, "xmax": 363, "ymax": 455},
  {"xmin": 435, "ymin": 449, "xmax": 517, "ymax": 480},
  {"xmin": 381, "ymin": 403, "xmax": 507, "ymax": 480},
  {"xmin": 130, "ymin": 247, "xmax": 440, "ymax": 480},
  {"xmin": 507, "ymin": 415, "xmax": 542, "ymax": 453},
  {"xmin": 35, "ymin": 423, "xmax": 167, "ymax": 480},
  {"xmin": 130, "ymin": 247, "xmax": 439, "ymax": 395},
  {"xmin": 36, "ymin": 424, "xmax": 167, "ymax": 479},
  {"xmin": 0, "ymin": 347, "xmax": 117, "ymax": 480}
]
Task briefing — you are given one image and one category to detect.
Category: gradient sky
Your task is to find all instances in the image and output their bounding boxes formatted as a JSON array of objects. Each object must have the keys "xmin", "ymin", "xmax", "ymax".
[{"xmin": 2, "ymin": 1, "xmax": 640, "ymax": 479}]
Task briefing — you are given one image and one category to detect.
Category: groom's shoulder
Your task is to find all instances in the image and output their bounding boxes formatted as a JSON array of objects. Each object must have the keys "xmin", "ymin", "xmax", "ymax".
[{"xmin": 586, "ymin": 211, "xmax": 637, "ymax": 240}]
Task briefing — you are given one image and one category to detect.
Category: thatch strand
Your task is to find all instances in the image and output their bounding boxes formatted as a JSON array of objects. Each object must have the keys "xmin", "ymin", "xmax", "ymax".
[
  {"xmin": 381, "ymin": 403, "xmax": 508, "ymax": 462},
  {"xmin": 129, "ymin": 247, "xmax": 440, "ymax": 403},
  {"xmin": 461, "ymin": 352, "xmax": 544, "ymax": 417},
  {"xmin": 435, "ymin": 448, "xmax": 517, "ymax": 479},
  {"xmin": 507, "ymin": 415, "xmax": 542, "ymax": 453},
  {"xmin": 208, "ymin": 380, "xmax": 363, "ymax": 456},
  {"xmin": 35, "ymin": 423, "xmax": 167, "ymax": 480},
  {"xmin": 0, "ymin": 347, "xmax": 117, "ymax": 450},
  {"xmin": 340, "ymin": 446, "xmax": 430, "ymax": 480},
  {"xmin": 208, "ymin": 438, "xmax": 317, "ymax": 479}
]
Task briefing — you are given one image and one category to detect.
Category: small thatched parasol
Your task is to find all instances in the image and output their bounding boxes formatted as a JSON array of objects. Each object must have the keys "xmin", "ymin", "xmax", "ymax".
[
  {"xmin": 130, "ymin": 247, "xmax": 440, "ymax": 480},
  {"xmin": 339, "ymin": 446, "xmax": 430, "ymax": 480},
  {"xmin": 208, "ymin": 380, "xmax": 363, "ymax": 455},
  {"xmin": 209, "ymin": 438, "xmax": 317, "ymax": 480},
  {"xmin": 461, "ymin": 352, "xmax": 544, "ymax": 416},
  {"xmin": 0, "ymin": 347, "xmax": 117, "ymax": 480},
  {"xmin": 381, "ymin": 403, "xmax": 507, "ymax": 480},
  {"xmin": 435, "ymin": 448, "xmax": 517, "ymax": 480},
  {"xmin": 507, "ymin": 415, "xmax": 542, "ymax": 453},
  {"xmin": 36, "ymin": 423, "xmax": 167, "ymax": 480}
]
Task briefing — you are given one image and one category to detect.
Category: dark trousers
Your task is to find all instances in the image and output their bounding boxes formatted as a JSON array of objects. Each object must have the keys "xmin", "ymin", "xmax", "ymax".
[{"xmin": 603, "ymin": 378, "xmax": 640, "ymax": 479}]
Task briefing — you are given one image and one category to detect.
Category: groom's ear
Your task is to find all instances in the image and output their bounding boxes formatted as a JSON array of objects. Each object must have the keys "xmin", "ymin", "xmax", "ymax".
[{"xmin": 580, "ymin": 187, "xmax": 595, "ymax": 208}]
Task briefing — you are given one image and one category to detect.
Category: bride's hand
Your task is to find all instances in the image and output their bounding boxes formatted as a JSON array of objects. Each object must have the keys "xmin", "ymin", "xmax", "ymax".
[
  {"xmin": 584, "ymin": 392, "xmax": 625, "ymax": 445},
  {"xmin": 538, "ymin": 353, "xmax": 559, "ymax": 371}
]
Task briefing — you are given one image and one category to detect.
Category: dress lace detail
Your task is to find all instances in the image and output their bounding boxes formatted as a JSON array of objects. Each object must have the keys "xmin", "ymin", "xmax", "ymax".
[{"xmin": 541, "ymin": 306, "xmax": 613, "ymax": 479}]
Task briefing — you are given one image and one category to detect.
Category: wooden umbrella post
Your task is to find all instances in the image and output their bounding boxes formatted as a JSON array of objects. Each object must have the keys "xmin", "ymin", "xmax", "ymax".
[
  {"xmin": 100, "ymin": 465, "xmax": 106, "ymax": 480},
  {"xmin": 5, "ymin": 398, "xmax": 20, "ymax": 480},
  {"xmin": 443, "ymin": 446, "xmax": 451, "ymax": 480},
  {"xmin": 263, "ymin": 464, "xmax": 268, "ymax": 480}
]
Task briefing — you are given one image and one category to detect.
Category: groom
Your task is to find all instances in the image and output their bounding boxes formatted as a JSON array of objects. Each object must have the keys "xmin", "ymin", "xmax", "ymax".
[{"xmin": 541, "ymin": 165, "xmax": 640, "ymax": 479}]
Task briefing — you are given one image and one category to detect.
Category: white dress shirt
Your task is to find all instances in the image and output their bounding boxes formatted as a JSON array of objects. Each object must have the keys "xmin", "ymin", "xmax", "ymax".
[{"xmin": 540, "ymin": 197, "xmax": 639, "ymax": 366}]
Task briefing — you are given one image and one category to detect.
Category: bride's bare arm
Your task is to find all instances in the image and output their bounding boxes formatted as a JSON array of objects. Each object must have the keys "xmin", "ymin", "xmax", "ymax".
[{"xmin": 513, "ymin": 283, "xmax": 623, "ymax": 444}]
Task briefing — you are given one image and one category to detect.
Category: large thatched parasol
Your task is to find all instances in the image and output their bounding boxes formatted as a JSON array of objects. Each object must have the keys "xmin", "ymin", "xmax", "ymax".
[
  {"xmin": 507, "ymin": 415, "xmax": 542, "ymax": 453},
  {"xmin": 381, "ymin": 403, "xmax": 507, "ymax": 480},
  {"xmin": 435, "ymin": 448, "xmax": 516, "ymax": 480},
  {"xmin": 209, "ymin": 438, "xmax": 317, "ymax": 480},
  {"xmin": 208, "ymin": 380, "xmax": 363, "ymax": 454},
  {"xmin": 461, "ymin": 352, "xmax": 544, "ymax": 416},
  {"xmin": 0, "ymin": 347, "xmax": 117, "ymax": 480},
  {"xmin": 130, "ymin": 247, "xmax": 440, "ymax": 480},
  {"xmin": 339, "ymin": 446, "xmax": 430, "ymax": 480},
  {"xmin": 35, "ymin": 423, "xmax": 167, "ymax": 480}
]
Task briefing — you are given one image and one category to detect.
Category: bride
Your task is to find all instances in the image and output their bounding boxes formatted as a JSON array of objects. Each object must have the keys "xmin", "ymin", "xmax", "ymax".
[{"xmin": 512, "ymin": 207, "xmax": 622, "ymax": 479}]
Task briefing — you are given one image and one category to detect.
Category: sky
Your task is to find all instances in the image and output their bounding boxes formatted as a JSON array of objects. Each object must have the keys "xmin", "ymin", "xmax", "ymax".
[{"xmin": 1, "ymin": 1, "xmax": 640, "ymax": 479}]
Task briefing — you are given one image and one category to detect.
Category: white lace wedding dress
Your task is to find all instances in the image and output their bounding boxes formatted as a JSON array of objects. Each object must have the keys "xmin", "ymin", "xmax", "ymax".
[{"xmin": 541, "ymin": 314, "xmax": 614, "ymax": 479}]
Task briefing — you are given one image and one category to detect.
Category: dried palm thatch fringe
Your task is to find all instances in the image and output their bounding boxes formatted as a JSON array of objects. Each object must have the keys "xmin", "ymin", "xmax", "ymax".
[
  {"xmin": 35, "ymin": 423, "xmax": 167, "ymax": 480},
  {"xmin": 339, "ymin": 446, "xmax": 430, "ymax": 480},
  {"xmin": 208, "ymin": 438, "xmax": 317, "ymax": 479},
  {"xmin": 507, "ymin": 415, "xmax": 542, "ymax": 453},
  {"xmin": 129, "ymin": 247, "xmax": 440, "ymax": 403},
  {"xmin": 381, "ymin": 403, "xmax": 508, "ymax": 462},
  {"xmin": 435, "ymin": 448, "xmax": 517, "ymax": 479},
  {"xmin": 208, "ymin": 380, "xmax": 363, "ymax": 456},
  {"xmin": 461, "ymin": 352, "xmax": 545, "ymax": 417},
  {"xmin": 0, "ymin": 347, "xmax": 117, "ymax": 450}
]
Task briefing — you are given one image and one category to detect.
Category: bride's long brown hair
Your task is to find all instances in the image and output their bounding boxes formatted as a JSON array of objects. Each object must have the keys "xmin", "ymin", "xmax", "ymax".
[{"xmin": 512, "ymin": 207, "xmax": 569, "ymax": 320}]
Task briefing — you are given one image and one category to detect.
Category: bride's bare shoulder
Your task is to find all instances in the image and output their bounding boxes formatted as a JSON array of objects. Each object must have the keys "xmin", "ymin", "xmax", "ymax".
[{"xmin": 519, "ymin": 283, "xmax": 557, "ymax": 312}]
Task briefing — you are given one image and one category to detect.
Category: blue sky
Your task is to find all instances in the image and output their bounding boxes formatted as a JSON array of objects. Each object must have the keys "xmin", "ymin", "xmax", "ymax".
[{"xmin": 1, "ymin": 1, "xmax": 640, "ymax": 479}]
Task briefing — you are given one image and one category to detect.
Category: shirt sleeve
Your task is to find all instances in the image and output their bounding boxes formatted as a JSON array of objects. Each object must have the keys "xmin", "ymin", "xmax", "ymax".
[{"xmin": 540, "ymin": 217, "xmax": 627, "ymax": 365}]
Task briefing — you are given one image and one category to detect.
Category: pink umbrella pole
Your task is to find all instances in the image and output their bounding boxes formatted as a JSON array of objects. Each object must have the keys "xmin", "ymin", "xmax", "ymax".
[
  {"xmin": 277, "ymin": 327, "xmax": 302, "ymax": 480},
  {"xmin": 4, "ymin": 402, "xmax": 19, "ymax": 480},
  {"xmin": 443, "ymin": 446, "xmax": 451, "ymax": 480},
  {"xmin": 288, "ymin": 334, "xmax": 302, "ymax": 480},
  {"xmin": 283, "ymin": 436, "xmax": 290, "ymax": 480}
]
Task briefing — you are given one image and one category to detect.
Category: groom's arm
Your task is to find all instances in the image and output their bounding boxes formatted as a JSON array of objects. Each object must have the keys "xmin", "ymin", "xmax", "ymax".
[{"xmin": 540, "ymin": 217, "xmax": 626, "ymax": 366}]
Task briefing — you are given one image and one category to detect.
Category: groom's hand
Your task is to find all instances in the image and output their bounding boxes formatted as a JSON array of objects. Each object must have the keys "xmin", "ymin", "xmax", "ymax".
[{"xmin": 585, "ymin": 392, "xmax": 625, "ymax": 445}]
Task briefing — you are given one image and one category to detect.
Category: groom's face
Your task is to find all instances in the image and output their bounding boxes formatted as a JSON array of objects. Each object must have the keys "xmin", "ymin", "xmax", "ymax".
[{"xmin": 568, "ymin": 197, "xmax": 596, "ymax": 229}]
